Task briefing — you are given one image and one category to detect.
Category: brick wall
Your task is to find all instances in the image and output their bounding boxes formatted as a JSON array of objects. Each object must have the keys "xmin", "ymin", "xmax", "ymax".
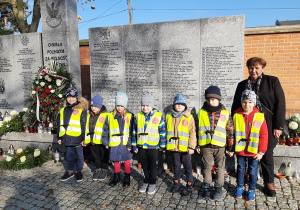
[{"xmin": 79, "ymin": 26, "xmax": 300, "ymax": 116}]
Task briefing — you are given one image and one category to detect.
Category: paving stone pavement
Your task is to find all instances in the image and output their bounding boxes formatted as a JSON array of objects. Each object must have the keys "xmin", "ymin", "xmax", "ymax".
[{"xmin": 0, "ymin": 161, "xmax": 300, "ymax": 210}]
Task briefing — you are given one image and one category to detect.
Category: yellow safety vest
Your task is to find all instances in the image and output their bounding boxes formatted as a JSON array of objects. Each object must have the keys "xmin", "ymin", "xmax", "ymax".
[
  {"xmin": 84, "ymin": 113, "xmax": 107, "ymax": 144},
  {"xmin": 108, "ymin": 112, "xmax": 132, "ymax": 147},
  {"xmin": 198, "ymin": 109, "xmax": 229, "ymax": 147},
  {"xmin": 137, "ymin": 111, "xmax": 162, "ymax": 146},
  {"xmin": 166, "ymin": 113, "xmax": 191, "ymax": 152},
  {"xmin": 234, "ymin": 113, "xmax": 264, "ymax": 154},
  {"xmin": 59, "ymin": 108, "xmax": 83, "ymax": 137}
]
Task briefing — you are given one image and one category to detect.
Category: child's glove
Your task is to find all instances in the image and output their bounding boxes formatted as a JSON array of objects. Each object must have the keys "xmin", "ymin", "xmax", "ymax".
[{"xmin": 226, "ymin": 151, "xmax": 234, "ymax": 157}]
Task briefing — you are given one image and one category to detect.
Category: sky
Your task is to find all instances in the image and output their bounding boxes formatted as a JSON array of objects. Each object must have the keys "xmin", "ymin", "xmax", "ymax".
[{"xmin": 35, "ymin": 0, "xmax": 300, "ymax": 40}]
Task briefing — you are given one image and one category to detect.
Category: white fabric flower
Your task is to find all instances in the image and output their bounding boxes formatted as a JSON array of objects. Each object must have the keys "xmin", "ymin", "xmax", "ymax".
[
  {"xmin": 10, "ymin": 110, "xmax": 18, "ymax": 116},
  {"xmin": 6, "ymin": 156, "xmax": 12, "ymax": 162},
  {"xmin": 51, "ymin": 90, "xmax": 55, "ymax": 93},
  {"xmin": 35, "ymin": 81, "xmax": 39, "ymax": 84},
  {"xmin": 56, "ymin": 79, "xmax": 62, "ymax": 87},
  {"xmin": 34, "ymin": 149, "xmax": 40, "ymax": 157},
  {"xmin": 16, "ymin": 148, "xmax": 23, "ymax": 154},
  {"xmin": 20, "ymin": 156, "xmax": 26, "ymax": 163},
  {"xmin": 23, "ymin": 108, "xmax": 28, "ymax": 112},
  {"xmin": 58, "ymin": 94, "xmax": 63, "ymax": 98},
  {"xmin": 40, "ymin": 82, "xmax": 45, "ymax": 87},
  {"xmin": 48, "ymin": 85, "xmax": 52, "ymax": 89},
  {"xmin": 39, "ymin": 75, "xmax": 43, "ymax": 79},
  {"xmin": 31, "ymin": 110, "xmax": 34, "ymax": 113},
  {"xmin": 48, "ymin": 78, "xmax": 52, "ymax": 82},
  {"xmin": 4, "ymin": 117, "xmax": 11, "ymax": 122},
  {"xmin": 31, "ymin": 91, "xmax": 36, "ymax": 94},
  {"xmin": 289, "ymin": 121, "xmax": 299, "ymax": 130},
  {"xmin": 294, "ymin": 113, "xmax": 300, "ymax": 121},
  {"xmin": 45, "ymin": 75, "xmax": 49, "ymax": 80}
]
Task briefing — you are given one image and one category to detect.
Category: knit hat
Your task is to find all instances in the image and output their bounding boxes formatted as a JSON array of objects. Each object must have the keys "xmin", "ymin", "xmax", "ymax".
[
  {"xmin": 115, "ymin": 92, "xmax": 128, "ymax": 108},
  {"xmin": 65, "ymin": 87, "xmax": 78, "ymax": 98},
  {"xmin": 91, "ymin": 95, "xmax": 104, "ymax": 109},
  {"xmin": 241, "ymin": 90, "xmax": 257, "ymax": 104},
  {"xmin": 141, "ymin": 92, "xmax": 155, "ymax": 107},
  {"xmin": 205, "ymin": 86, "xmax": 221, "ymax": 100},
  {"xmin": 173, "ymin": 93, "xmax": 187, "ymax": 106}
]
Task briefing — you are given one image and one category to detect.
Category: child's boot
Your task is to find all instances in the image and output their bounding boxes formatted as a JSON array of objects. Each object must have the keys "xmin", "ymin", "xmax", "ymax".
[
  {"xmin": 171, "ymin": 180, "xmax": 181, "ymax": 193},
  {"xmin": 235, "ymin": 186, "xmax": 243, "ymax": 198},
  {"xmin": 123, "ymin": 173, "xmax": 130, "ymax": 187},
  {"xmin": 212, "ymin": 184, "xmax": 223, "ymax": 200},
  {"xmin": 109, "ymin": 173, "xmax": 120, "ymax": 186},
  {"xmin": 181, "ymin": 182, "xmax": 192, "ymax": 196},
  {"xmin": 200, "ymin": 183, "xmax": 210, "ymax": 199}
]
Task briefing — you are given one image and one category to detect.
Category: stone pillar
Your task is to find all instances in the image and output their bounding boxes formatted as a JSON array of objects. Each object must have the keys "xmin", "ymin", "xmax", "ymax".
[{"xmin": 40, "ymin": 0, "xmax": 81, "ymax": 93}]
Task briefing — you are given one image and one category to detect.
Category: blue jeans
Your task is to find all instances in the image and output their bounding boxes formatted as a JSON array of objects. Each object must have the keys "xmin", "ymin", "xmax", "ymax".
[
  {"xmin": 237, "ymin": 155, "xmax": 259, "ymax": 190},
  {"xmin": 65, "ymin": 146, "xmax": 84, "ymax": 172}
]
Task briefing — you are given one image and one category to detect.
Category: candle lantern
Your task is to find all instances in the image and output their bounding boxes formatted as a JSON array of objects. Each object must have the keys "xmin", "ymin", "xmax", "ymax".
[
  {"xmin": 29, "ymin": 126, "xmax": 34, "ymax": 133},
  {"xmin": 48, "ymin": 145, "xmax": 53, "ymax": 155},
  {"xmin": 60, "ymin": 152, "xmax": 65, "ymax": 161},
  {"xmin": 0, "ymin": 148, "xmax": 3, "ymax": 156},
  {"xmin": 54, "ymin": 149, "xmax": 60, "ymax": 163},
  {"xmin": 38, "ymin": 123, "xmax": 43, "ymax": 134},
  {"xmin": 8, "ymin": 144, "xmax": 14, "ymax": 155},
  {"xmin": 293, "ymin": 133, "xmax": 299, "ymax": 146}
]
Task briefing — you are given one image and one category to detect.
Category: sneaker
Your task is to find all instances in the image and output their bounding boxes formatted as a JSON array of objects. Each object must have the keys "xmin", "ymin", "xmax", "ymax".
[
  {"xmin": 199, "ymin": 183, "xmax": 210, "ymax": 199},
  {"xmin": 181, "ymin": 182, "xmax": 192, "ymax": 196},
  {"xmin": 212, "ymin": 185, "xmax": 223, "ymax": 200},
  {"xmin": 75, "ymin": 171, "xmax": 83, "ymax": 182},
  {"xmin": 99, "ymin": 169, "xmax": 108, "ymax": 181},
  {"xmin": 60, "ymin": 171, "xmax": 74, "ymax": 182},
  {"xmin": 235, "ymin": 186, "xmax": 243, "ymax": 198},
  {"xmin": 171, "ymin": 180, "xmax": 181, "ymax": 193},
  {"xmin": 147, "ymin": 184, "xmax": 156, "ymax": 195},
  {"xmin": 139, "ymin": 183, "xmax": 149, "ymax": 193},
  {"xmin": 248, "ymin": 190, "xmax": 255, "ymax": 201},
  {"xmin": 93, "ymin": 169, "xmax": 101, "ymax": 181}
]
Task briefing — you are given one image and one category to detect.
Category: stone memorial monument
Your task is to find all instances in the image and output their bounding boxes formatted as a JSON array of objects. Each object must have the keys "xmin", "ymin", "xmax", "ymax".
[
  {"xmin": 40, "ymin": 0, "xmax": 81, "ymax": 93},
  {"xmin": 89, "ymin": 15, "xmax": 245, "ymax": 114},
  {"xmin": 0, "ymin": 33, "xmax": 43, "ymax": 114}
]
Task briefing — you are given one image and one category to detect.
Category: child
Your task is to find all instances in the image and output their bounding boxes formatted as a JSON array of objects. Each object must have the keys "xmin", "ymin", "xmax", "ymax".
[
  {"xmin": 102, "ymin": 92, "xmax": 134, "ymax": 187},
  {"xmin": 232, "ymin": 90, "xmax": 268, "ymax": 201},
  {"xmin": 82, "ymin": 95, "xmax": 109, "ymax": 181},
  {"xmin": 196, "ymin": 86, "xmax": 234, "ymax": 200},
  {"xmin": 58, "ymin": 87, "xmax": 88, "ymax": 182},
  {"xmin": 132, "ymin": 92, "xmax": 166, "ymax": 194},
  {"xmin": 166, "ymin": 94, "xmax": 197, "ymax": 196}
]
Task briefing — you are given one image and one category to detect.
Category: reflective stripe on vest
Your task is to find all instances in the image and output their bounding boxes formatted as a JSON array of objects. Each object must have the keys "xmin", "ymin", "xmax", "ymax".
[
  {"xmin": 137, "ymin": 111, "xmax": 162, "ymax": 146},
  {"xmin": 108, "ymin": 112, "xmax": 132, "ymax": 147},
  {"xmin": 59, "ymin": 108, "xmax": 82, "ymax": 137},
  {"xmin": 166, "ymin": 113, "xmax": 191, "ymax": 152},
  {"xmin": 198, "ymin": 109, "xmax": 229, "ymax": 147},
  {"xmin": 234, "ymin": 113, "xmax": 264, "ymax": 154},
  {"xmin": 84, "ymin": 113, "xmax": 107, "ymax": 144}
]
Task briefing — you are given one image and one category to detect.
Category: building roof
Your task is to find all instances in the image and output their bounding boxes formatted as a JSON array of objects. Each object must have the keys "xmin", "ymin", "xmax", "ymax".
[{"xmin": 276, "ymin": 20, "xmax": 300, "ymax": 26}]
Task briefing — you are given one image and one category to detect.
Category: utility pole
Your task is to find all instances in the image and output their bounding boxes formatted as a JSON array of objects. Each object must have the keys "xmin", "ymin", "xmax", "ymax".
[{"xmin": 127, "ymin": 0, "xmax": 132, "ymax": 25}]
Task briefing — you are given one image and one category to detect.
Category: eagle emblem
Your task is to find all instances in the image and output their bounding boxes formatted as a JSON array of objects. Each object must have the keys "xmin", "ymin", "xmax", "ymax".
[{"xmin": 46, "ymin": 1, "xmax": 62, "ymax": 28}]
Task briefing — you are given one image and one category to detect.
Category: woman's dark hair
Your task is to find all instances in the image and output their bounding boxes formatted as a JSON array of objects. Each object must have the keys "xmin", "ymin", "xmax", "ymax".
[{"xmin": 246, "ymin": 57, "xmax": 267, "ymax": 68}]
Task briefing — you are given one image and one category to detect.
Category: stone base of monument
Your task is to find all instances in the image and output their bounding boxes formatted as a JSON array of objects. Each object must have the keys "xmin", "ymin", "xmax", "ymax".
[
  {"xmin": 273, "ymin": 145, "xmax": 300, "ymax": 177},
  {"xmin": 0, "ymin": 132, "xmax": 64, "ymax": 152}
]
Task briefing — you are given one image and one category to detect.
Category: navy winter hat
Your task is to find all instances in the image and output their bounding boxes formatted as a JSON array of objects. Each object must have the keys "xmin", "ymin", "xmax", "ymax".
[
  {"xmin": 91, "ymin": 95, "xmax": 104, "ymax": 109},
  {"xmin": 65, "ymin": 87, "xmax": 78, "ymax": 98},
  {"xmin": 205, "ymin": 86, "xmax": 221, "ymax": 100},
  {"xmin": 173, "ymin": 93, "xmax": 187, "ymax": 106}
]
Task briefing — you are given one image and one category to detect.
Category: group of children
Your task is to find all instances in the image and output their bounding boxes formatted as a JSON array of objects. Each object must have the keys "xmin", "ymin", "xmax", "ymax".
[{"xmin": 57, "ymin": 85, "xmax": 268, "ymax": 201}]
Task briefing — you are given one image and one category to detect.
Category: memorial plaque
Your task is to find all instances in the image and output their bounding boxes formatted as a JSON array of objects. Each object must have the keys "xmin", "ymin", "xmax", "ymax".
[
  {"xmin": 41, "ymin": 0, "xmax": 81, "ymax": 93},
  {"xmin": 90, "ymin": 15, "xmax": 244, "ymax": 114},
  {"xmin": 0, "ymin": 33, "xmax": 43, "ymax": 114}
]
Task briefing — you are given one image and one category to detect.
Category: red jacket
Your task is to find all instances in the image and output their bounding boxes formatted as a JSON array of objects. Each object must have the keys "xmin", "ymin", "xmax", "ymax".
[{"xmin": 233, "ymin": 107, "xmax": 268, "ymax": 157}]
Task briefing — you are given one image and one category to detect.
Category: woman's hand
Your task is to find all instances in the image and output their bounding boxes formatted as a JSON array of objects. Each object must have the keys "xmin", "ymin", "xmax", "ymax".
[
  {"xmin": 188, "ymin": 149, "xmax": 194, "ymax": 155},
  {"xmin": 226, "ymin": 151, "xmax": 234, "ymax": 157},
  {"xmin": 58, "ymin": 140, "xmax": 62, "ymax": 145},
  {"xmin": 254, "ymin": 153, "xmax": 262, "ymax": 160},
  {"xmin": 273, "ymin": 129, "xmax": 282, "ymax": 139}
]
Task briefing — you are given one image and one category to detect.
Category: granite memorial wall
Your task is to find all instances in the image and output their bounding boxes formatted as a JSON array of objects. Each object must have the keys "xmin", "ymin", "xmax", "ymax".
[
  {"xmin": 0, "ymin": 33, "xmax": 43, "ymax": 114},
  {"xmin": 89, "ymin": 15, "xmax": 245, "ymax": 114}
]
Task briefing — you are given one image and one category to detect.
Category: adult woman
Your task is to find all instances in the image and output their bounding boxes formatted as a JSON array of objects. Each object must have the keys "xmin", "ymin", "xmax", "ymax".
[{"xmin": 231, "ymin": 57, "xmax": 286, "ymax": 197}]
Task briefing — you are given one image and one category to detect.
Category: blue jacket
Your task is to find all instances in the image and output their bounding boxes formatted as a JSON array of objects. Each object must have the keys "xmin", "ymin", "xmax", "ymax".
[{"xmin": 102, "ymin": 109, "xmax": 134, "ymax": 161}]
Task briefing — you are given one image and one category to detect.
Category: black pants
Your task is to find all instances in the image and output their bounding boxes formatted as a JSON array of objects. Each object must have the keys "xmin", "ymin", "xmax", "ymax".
[
  {"xmin": 90, "ymin": 144, "xmax": 110, "ymax": 169},
  {"xmin": 260, "ymin": 147, "xmax": 274, "ymax": 184},
  {"xmin": 139, "ymin": 148, "xmax": 158, "ymax": 184},
  {"xmin": 173, "ymin": 152, "xmax": 193, "ymax": 184}
]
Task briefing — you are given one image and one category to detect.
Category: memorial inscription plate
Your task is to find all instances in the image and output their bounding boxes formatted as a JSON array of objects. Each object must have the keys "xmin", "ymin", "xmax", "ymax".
[{"xmin": 90, "ymin": 15, "xmax": 244, "ymax": 114}]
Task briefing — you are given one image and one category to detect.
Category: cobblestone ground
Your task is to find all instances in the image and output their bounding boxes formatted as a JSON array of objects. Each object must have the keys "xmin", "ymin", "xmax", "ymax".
[{"xmin": 0, "ymin": 161, "xmax": 300, "ymax": 210}]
